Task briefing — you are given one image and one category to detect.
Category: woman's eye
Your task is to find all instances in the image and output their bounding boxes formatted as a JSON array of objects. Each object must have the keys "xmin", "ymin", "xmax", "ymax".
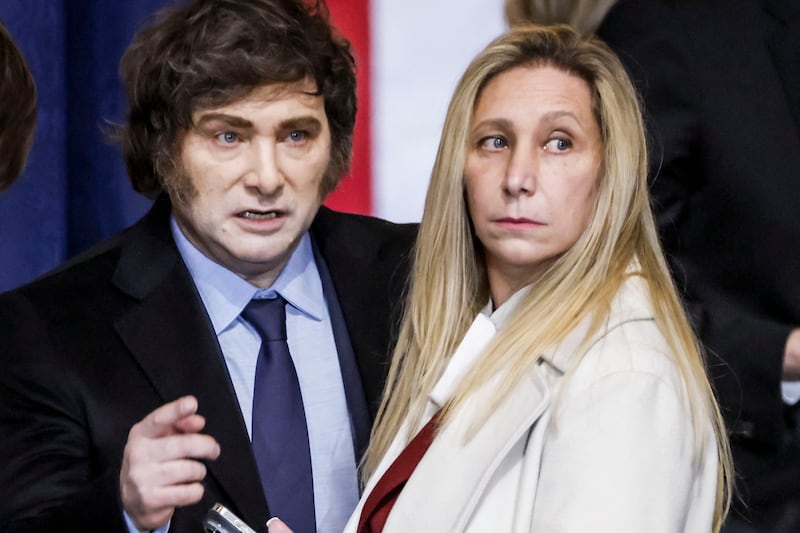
[
  {"xmin": 216, "ymin": 132, "xmax": 239, "ymax": 144},
  {"xmin": 544, "ymin": 137, "xmax": 572, "ymax": 152},
  {"xmin": 480, "ymin": 136, "xmax": 508, "ymax": 150}
]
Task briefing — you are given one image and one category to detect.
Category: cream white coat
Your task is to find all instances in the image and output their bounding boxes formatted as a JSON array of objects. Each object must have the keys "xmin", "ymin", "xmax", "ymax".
[{"xmin": 344, "ymin": 275, "xmax": 718, "ymax": 533}]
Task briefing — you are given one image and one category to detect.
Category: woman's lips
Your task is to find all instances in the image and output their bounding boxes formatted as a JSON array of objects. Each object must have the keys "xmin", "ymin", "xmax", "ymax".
[
  {"xmin": 494, "ymin": 216, "xmax": 543, "ymax": 226},
  {"xmin": 492, "ymin": 217, "xmax": 545, "ymax": 232}
]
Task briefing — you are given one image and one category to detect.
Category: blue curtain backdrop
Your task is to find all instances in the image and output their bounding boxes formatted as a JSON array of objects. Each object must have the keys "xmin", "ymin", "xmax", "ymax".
[{"xmin": 0, "ymin": 0, "xmax": 171, "ymax": 292}]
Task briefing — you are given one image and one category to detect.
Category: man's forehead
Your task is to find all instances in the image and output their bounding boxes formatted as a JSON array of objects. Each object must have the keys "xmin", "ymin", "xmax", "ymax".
[
  {"xmin": 253, "ymin": 77, "xmax": 320, "ymax": 101},
  {"xmin": 194, "ymin": 78, "xmax": 322, "ymax": 117}
]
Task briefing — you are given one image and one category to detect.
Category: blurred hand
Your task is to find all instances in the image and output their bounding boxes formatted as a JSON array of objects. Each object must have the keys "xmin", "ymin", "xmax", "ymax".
[
  {"xmin": 783, "ymin": 328, "xmax": 800, "ymax": 381},
  {"xmin": 120, "ymin": 395, "xmax": 221, "ymax": 531},
  {"xmin": 267, "ymin": 517, "xmax": 295, "ymax": 533}
]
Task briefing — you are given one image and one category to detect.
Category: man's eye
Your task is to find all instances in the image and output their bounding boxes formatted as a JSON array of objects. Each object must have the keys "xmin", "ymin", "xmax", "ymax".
[
  {"xmin": 288, "ymin": 131, "xmax": 307, "ymax": 142},
  {"xmin": 480, "ymin": 136, "xmax": 508, "ymax": 150},
  {"xmin": 216, "ymin": 132, "xmax": 239, "ymax": 144}
]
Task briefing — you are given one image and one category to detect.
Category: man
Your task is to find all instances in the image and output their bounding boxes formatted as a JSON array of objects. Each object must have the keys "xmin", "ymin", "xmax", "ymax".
[
  {"xmin": 0, "ymin": 19, "xmax": 36, "ymax": 189},
  {"xmin": 598, "ymin": 0, "xmax": 800, "ymax": 531},
  {"xmin": 0, "ymin": 1, "xmax": 415, "ymax": 532}
]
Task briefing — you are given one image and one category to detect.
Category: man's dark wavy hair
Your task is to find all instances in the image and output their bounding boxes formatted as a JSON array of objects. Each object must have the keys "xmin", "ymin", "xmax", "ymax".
[{"xmin": 118, "ymin": 0, "xmax": 356, "ymax": 199}]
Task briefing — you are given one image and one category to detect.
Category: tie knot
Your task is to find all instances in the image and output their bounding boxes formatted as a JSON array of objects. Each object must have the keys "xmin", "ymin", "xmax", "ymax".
[{"xmin": 242, "ymin": 296, "xmax": 287, "ymax": 342}]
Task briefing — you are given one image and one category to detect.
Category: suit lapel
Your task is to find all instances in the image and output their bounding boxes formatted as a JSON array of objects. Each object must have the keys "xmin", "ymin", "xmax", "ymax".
[
  {"xmin": 310, "ymin": 208, "xmax": 414, "ymax": 419},
  {"xmin": 111, "ymin": 198, "xmax": 268, "ymax": 528},
  {"xmin": 312, "ymin": 241, "xmax": 372, "ymax": 461},
  {"xmin": 765, "ymin": 0, "xmax": 800, "ymax": 134}
]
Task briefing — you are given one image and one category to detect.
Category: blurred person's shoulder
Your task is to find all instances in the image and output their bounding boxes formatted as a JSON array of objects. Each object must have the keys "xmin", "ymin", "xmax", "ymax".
[{"xmin": 1, "ymin": 199, "xmax": 169, "ymax": 306}]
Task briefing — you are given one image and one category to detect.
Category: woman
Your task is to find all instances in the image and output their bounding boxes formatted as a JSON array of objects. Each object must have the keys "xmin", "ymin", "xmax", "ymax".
[
  {"xmin": 351, "ymin": 24, "xmax": 731, "ymax": 533},
  {"xmin": 269, "ymin": 24, "xmax": 732, "ymax": 533}
]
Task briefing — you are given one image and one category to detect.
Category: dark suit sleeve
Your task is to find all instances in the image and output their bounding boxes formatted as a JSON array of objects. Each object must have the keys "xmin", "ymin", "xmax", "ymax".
[
  {"xmin": 598, "ymin": 0, "xmax": 789, "ymax": 448},
  {"xmin": 0, "ymin": 293, "xmax": 128, "ymax": 532}
]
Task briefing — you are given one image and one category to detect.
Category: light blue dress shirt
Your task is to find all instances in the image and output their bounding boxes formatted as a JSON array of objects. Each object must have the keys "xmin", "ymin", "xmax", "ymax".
[{"xmin": 124, "ymin": 219, "xmax": 360, "ymax": 533}]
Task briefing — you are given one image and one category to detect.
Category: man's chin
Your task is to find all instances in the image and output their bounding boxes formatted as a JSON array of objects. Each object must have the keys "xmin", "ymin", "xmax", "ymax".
[{"xmin": 219, "ymin": 248, "xmax": 293, "ymax": 286}]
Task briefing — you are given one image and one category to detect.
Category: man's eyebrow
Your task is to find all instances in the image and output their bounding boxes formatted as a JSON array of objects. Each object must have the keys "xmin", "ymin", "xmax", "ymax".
[
  {"xmin": 194, "ymin": 113, "xmax": 254, "ymax": 129},
  {"xmin": 278, "ymin": 116, "xmax": 323, "ymax": 131}
]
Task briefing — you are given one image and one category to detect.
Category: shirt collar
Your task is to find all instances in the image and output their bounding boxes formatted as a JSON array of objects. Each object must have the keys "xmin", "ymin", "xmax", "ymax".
[
  {"xmin": 429, "ymin": 285, "xmax": 533, "ymax": 408},
  {"xmin": 482, "ymin": 284, "xmax": 532, "ymax": 329},
  {"xmin": 170, "ymin": 217, "xmax": 325, "ymax": 334}
]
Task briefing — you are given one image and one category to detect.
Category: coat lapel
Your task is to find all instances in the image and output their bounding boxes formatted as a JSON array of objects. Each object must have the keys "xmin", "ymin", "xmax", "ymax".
[
  {"xmin": 383, "ymin": 366, "xmax": 552, "ymax": 532},
  {"xmin": 765, "ymin": 0, "xmax": 800, "ymax": 134},
  {"xmin": 369, "ymin": 311, "xmax": 559, "ymax": 533},
  {"xmin": 111, "ymin": 198, "xmax": 268, "ymax": 528},
  {"xmin": 365, "ymin": 302, "xmax": 595, "ymax": 532}
]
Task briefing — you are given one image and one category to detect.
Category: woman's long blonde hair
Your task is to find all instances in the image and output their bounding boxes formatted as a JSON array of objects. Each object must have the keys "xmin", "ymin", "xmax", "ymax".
[{"xmin": 364, "ymin": 25, "xmax": 731, "ymax": 531}]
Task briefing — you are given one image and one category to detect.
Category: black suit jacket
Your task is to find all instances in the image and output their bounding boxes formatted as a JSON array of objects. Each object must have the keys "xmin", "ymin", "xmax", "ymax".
[
  {"xmin": 598, "ymin": 0, "xmax": 800, "ymax": 512},
  {"xmin": 0, "ymin": 197, "xmax": 416, "ymax": 532}
]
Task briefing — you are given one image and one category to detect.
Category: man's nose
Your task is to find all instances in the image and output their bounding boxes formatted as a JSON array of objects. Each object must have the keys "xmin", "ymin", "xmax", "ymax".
[{"xmin": 243, "ymin": 139, "xmax": 283, "ymax": 193}]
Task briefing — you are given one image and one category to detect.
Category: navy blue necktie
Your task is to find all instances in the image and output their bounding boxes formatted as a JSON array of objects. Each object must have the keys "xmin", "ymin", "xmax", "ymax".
[{"xmin": 242, "ymin": 297, "xmax": 315, "ymax": 533}]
